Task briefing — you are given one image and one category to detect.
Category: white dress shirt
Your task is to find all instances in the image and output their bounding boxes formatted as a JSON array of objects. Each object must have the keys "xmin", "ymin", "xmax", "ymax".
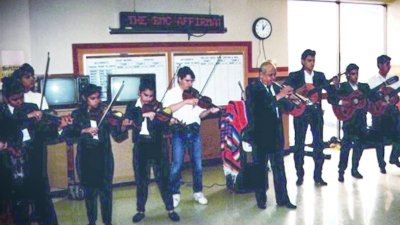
[
  {"xmin": 24, "ymin": 91, "xmax": 49, "ymax": 110},
  {"xmin": 135, "ymin": 99, "xmax": 150, "ymax": 135},
  {"xmin": 304, "ymin": 70, "xmax": 314, "ymax": 84},
  {"xmin": 368, "ymin": 73, "xmax": 400, "ymax": 90},
  {"xmin": 163, "ymin": 86, "xmax": 204, "ymax": 125},
  {"xmin": 350, "ymin": 82, "xmax": 358, "ymax": 91}
]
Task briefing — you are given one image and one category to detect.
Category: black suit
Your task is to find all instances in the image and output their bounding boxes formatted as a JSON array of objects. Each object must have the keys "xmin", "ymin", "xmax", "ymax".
[
  {"xmin": 244, "ymin": 80, "xmax": 293, "ymax": 206},
  {"xmin": 124, "ymin": 100, "xmax": 174, "ymax": 213},
  {"xmin": 328, "ymin": 82, "xmax": 370, "ymax": 174},
  {"xmin": 0, "ymin": 103, "xmax": 59, "ymax": 225},
  {"xmin": 63, "ymin": 105, "xmax": 127, "ymax": 225},
  {"xmin": 284, "ymin": 69, "xmax": 332, "ymax": 182}
]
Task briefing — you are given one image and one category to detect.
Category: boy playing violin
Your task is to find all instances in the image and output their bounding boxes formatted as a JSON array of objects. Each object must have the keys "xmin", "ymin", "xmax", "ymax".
[
  {"xmin": 0, "ymin": 77, "xmax": 70, "ymax": 225},
  {"xmin": 163, "ymin": 66, "xmax": 220, "ymax": 208},
  {"xmin": 329, "ymin": 64, "xmax": 370, "ymax": 182},
  {"xmin": 123, "ymin": 79, "xmax": 180, "ymax": 223}
]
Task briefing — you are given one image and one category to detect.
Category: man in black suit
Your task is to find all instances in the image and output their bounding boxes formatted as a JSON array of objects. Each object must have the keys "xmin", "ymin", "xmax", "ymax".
[
  {"xmin": 328, "ymin": 63, "xmax": 370, "ymax": 182},
  {"xmin": 284, "ymin": 49, "xmax": 335, "ymax": 186},
  {"xmin": 243, "ymin": 61, "xmax": 296, "ymax": 210}
]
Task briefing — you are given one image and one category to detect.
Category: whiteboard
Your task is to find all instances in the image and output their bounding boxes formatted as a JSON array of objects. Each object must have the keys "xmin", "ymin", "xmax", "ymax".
[
  {"xmin": 172, "ymin": 54, "xmax": 244, "ymax": 106},
  {"xmin": 83, "ymin": 54, "xmax": 168, "ymax": 101}
]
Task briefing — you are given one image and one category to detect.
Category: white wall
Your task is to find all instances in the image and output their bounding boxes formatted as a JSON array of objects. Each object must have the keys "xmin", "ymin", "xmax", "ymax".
[
  {"xmin": 0, "ymin": 0, "xmax": 31, "ymax": 64},
  {"xmin": 387, "ymin": 0, "xmax": 400, "ymax": 67},
  {"xmin": 0, "ymin": 0, "xmax": 288, "ymax": 74}
]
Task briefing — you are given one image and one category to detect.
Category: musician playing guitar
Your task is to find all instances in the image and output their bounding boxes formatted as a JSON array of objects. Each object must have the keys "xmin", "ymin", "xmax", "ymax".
[
  {"xmin": 368, "ymin": 55, "xmax": 400, "ymax": 173},
  {"xmin": 283, "ymin": 49, "xmax": 338, "ymax": 186},
  {"xmin": 328, "ymin": 64, "xmax": 370, "ymax": 182}
]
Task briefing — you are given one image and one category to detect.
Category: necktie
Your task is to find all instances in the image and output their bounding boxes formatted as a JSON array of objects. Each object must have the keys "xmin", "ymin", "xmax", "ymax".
[
  {"xmin": 267, "ymin": 85, "xmax": 273, "ymax": 95},
  {"xmin": 267, "ymin": 85, "xmax": 279, "ymax": 118}
]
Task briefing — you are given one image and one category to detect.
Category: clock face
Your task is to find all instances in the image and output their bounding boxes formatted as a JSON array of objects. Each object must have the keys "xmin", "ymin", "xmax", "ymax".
[{"xmin": 252, "ymin": 18, "xmax": 272, "ymax": 40}]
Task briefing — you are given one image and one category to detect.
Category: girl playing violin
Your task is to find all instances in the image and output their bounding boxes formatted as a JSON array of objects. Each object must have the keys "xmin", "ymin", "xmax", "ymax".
[
  {"xmin": 122, "ymin": 79, "xmax": 180, "ymax": 223},
  {"xmin": 63, "ymin": 84, "xmax": 127, "ymax": 225}
]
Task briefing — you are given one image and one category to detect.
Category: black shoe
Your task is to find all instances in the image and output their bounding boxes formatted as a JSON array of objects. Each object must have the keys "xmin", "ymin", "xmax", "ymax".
[
  {"xmin": 389, "ymin": 159, "xmax": 400, "ymax": 168},
  {"xmin": 257, "ymin": 201, "xmax": 267, "ymax": 209},
  {"xmin": 277, "ymin": 201, "xmax": 297, "ymax": 209},
  {"xmin": 380, "ymin": 167, "xmax": 387, "ymax": 174},
  {"xmin": 296, "ymin": 177, "xmax": 303, "ymax": 186},
  {"xmin": 338, "ymin": 173, "xmax": 344, "ymax": 182},
  {"xmin": 132, "ymin": 212, "xmax": 145, "ymax": 223},
  {"xmin": 315, "ymin": 178, "xmax": 328, "ymax": 186},
  {"xmin": 168, "ymin": 211, "xmax": 180, "ymax": 222},
  {"xmin": 351, "ymin": 170, "xmax": 363, "ymax": 179}
]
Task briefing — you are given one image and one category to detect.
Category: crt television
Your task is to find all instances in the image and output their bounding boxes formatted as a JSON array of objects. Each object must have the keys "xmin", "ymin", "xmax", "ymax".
[
  {"xmin": 107, "ymin": 74, "xmax": 156, "ymax": 105},
  {"xmin": 38, "ymin": 75, "xmax": 89, "ymax": 109}
]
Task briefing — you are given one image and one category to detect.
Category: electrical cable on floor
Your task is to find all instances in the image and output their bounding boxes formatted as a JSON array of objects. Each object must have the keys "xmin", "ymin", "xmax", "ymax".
[{"xmin": 181, "ymin": 180, "xmax": 226, "ymax": 189}]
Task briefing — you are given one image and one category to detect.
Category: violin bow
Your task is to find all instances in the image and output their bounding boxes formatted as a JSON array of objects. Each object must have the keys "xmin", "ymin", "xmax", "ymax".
[
  {"xmin": 39, "ymin": 52, "xmax": 50, "ymax": 110},
  {"xmin": 160, "ymin": 63, "xmax": 182, "ymax": 103},
  {"xmin": 199, "ymin": 55, "xmax": 222, "ymax": 95},
  {"xmin": 98, "ymin": 81, "xmax": 125, "ymax": 126},
  {"xmin": 238, "ymin": 81, "xmax": 245, "ymax": 101}
]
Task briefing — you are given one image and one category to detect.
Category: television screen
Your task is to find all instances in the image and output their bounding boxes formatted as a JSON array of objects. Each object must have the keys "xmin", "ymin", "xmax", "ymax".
[
  {"xmin": 41, "ymin": 77, "xmax": 77, "ymax": 108},
  {"xmin": 108, "ymin": 74, "xmax": 155, "ymax": 104}
]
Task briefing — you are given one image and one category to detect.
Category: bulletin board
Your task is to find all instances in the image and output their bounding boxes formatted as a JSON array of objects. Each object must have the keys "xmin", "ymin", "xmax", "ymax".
[{"xmin": 72, "ymin": 42, "xmax": 289, "ymax": 102}]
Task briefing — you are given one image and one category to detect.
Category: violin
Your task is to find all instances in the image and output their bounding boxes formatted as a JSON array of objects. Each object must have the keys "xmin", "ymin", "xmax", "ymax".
[
  {"xmin": 41, "ymin": 110, "xmax": 72, "ymax": 125},
  {"xmin": 182, "ymin": 87, "xmax": 220, "ymax": 110},
  {"xmin": 142, "ymin": 101, "xmax": 184, "ymax": 125},
  {"xmin": 89, "ymin": 103, "xmax": 122, "ymax": 127}
]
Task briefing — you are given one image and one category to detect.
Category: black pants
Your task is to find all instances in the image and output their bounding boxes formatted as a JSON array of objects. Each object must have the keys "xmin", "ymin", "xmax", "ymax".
[
  {"xmin": 253, "ymin": 146, "xmax": 290, "ymax": 205},
  {"xmin": 338, "ymin": 136, "xmax": 363, "ymax": 174},
  {"xmin": 26, "ymin": 144, "xmax": 58, "ymax": 225},
  {"xmin": 30, "ymin": 178, "xmax": 58, "ymax": 225},
  {"xmin": 84, "ymin": 184, "xmax": 112, "ymax": 225},
  {"xmin": 293, "ymin": 106, "xmax": 325, "ymax": 180},
  {"xmin": 372, "ymin": 107, "xmax": 400, "ymax": 169},
  {"xmin": 133, "ymin": 138, "xmax": 173, "ymax": 212},
  {"xmin": 10, "ymin": 183, "xmax": 30, "ymax": 225},
  {"xmin": 76, "ymin": 141, "xmax": 114, "ymax": 225}
]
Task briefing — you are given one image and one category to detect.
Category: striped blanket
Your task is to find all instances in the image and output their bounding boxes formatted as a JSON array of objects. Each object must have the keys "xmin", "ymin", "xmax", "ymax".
[{"xmin": 220, "ymin": 101, "xmax": 248, "ymax": 188}]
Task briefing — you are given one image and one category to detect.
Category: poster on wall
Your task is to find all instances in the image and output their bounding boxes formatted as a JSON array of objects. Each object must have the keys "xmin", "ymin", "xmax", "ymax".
[
  {"xmin": 83, "ymin": 53, "xmax": 168, "ymax": 101},
  {"xmin": 0, "ymin": 50, "xmax": 24, "ymax": 80}
]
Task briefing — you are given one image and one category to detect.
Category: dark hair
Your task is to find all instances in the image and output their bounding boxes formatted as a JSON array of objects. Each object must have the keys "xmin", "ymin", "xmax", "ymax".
[
  {"xmin": 20, "ymin": 63, "xmax": 35, "ymax": 76},
  {"xmin": 12, "ymin": 63, "xmax": 35, "ymax": 80},
  {"xmin": 301, "ymin": 49, "xmax": 316, "ymax": 60},
  {"xmin": 11, "ymin": 68, "xmax": 23, "ymax": 80},
  {"xmin": 1, "ymin": 77, "xmax": 25, "ymax": 97},
  {"xmin": 345, "ymin": 63, "xmax": 359, "ymax": 75},
  {"xmin": 139, "ymin": 78, "xmax": 155, "ymax": 92},
  {"xmin": 377, "ymin": 55, "xmax": 391, "ymax": 66},
  {"xmin": 177, "ymin": 66, "xmax": 195, "ymax": 80},
  {"xmin": 82, "ymin": 83, "xmax": 101, "ymax": 98}
]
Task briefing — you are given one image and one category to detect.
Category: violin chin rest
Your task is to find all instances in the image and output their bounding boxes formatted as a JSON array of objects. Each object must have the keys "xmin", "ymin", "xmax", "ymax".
[
  {"xmin": 112, "ymin": 110, "xmax": 124, "ymax": 118},
  {"xmin": 163, "ymin": 107, "xmax": 172, "ymax": 114}
]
